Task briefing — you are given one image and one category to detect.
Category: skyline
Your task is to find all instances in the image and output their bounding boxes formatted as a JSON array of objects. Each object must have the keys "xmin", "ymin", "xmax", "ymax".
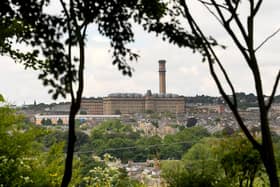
[{"xmin": 0, "ymin": 1, "xmax": 279, "ymax": 105}]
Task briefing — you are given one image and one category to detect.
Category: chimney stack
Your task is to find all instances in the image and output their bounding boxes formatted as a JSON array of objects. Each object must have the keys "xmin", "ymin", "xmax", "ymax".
[{"xmin": 159, "ymin": 60, "xmax": 166, "ymax": 94}]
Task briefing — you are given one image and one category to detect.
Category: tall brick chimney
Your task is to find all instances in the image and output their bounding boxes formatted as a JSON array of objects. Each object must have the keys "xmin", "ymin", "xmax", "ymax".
[{"xmin": 159, "ymin": 60, "xmax": 166, "ymax": 94}]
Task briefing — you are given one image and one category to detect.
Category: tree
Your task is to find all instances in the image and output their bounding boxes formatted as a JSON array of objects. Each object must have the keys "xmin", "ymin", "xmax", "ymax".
[
  {"xmin": 182, "ymin": 138, "xmax": 222, "ymax": 182},
  {"xmin": 79, "ymin": 110, "xmax": 87, "ymax": 115},
  {"xmin": 0, "ymin": 94, "xmax": 4, "ymax": 102},
  {"xmin": 160, "ymin": 160, "xmax": 190, "ymax": 187},
  {"xmin": 37, "ymin": 142, "xmax": 81, "ymax": 186},
  {"xmin": 0, "ymin": 97, "xmax": 58, "ymax": 186},
  {"xmin": 144, "ymin": 1, "xmax": 279, "ymax": 185},
  {"xmin": 40, "ymin": 118, "xmax": 52, "ymax": 126},
  {"xmin": 161, "ymin": 160, "xmax": 217, "ymax": 187},
  {"xmin": 220, "ymin": 138, "xmax": 265, "ymax": 186},
  {"xmin": 45, "ymin": 118, "xmax": 52, "ymax": 126},
  {"xmin": 135, "ymin": 135, "xmax": 162, "ymax": 161},
  {"xmin": 186, "ymin": 118, "xmax": 197, "ymax": 128},
  {"xmin": 162, "ymin": 136, "xmax": 266, "ymax": 186},
  {"xmin": 0, "ymin": 102, "xmax": 35, "ymax": 186},
  {"xmin": 1, "ymin": 1, "xmax": 166, "ymax": 186},
  {"xmin": 161, "ymin": 126, "xmax": 210, "ymax": 159},
  {"xmin": 114, "ymin": 109, "xmax": 122, "ymax": 115},
  {"xmin": 83, "ymin": 154, "xmax": 143, "ymax": 187},
  {"xmin": 190, "ymin": 136, "xmax": 264, "ymax": 187},
  {"xmin": 57, "ymin": 118, "xmax": 64, "ymax": 125},
  {"xmin": 41, "ymin": 118, "xmax": 46, "ymax": 126},
  {"xmin": 88, "ymin": 120, "xmax": 140, "ymax": 162}
]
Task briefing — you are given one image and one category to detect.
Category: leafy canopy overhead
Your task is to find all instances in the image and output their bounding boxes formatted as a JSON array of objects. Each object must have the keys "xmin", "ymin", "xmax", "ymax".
[
  {"xmin": 0, "ymin": 94, "xmax": 4, "ymax": 102},
  {"xmin": 0, "ymin": 0, "xmax": 169, "ymax": 100}
]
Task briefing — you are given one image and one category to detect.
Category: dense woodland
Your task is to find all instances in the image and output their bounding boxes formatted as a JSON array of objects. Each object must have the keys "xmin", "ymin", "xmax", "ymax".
[{"xmin": 2, "ymin": 101, "xmax": 280, "ymax": 186}]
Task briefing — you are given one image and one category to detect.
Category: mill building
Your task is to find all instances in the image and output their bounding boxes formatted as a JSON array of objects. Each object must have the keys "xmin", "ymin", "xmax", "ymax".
[{"xmin": 81, "ymin": 60, "xmax": 185, "ymax": 115}]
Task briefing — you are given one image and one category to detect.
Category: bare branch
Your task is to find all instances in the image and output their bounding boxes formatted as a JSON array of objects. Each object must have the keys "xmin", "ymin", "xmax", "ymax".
[
  {"xmin": 246, "ymin": 0, "xmax": 255, "ymax": 65},
  {"xmin": 197, "ymin": 0, "xmax": 228, "ymax": 10},
  {"xmin": 82, "ymin": 22, "xmax": 88, "ymax": 38},
  {"xmin": 197, "ymin": 1, "xmax": 249, "ymax": 107},
  {"xmin": 184, "ymin": 0, "xmax": 238, "ymax": 107},
  {"xmin": 207, "ymin": 45, "xmax": 261, "ymax": 150},
  {"xmin": 208, "ymin": 55, "xmax": 261, "ymax": 151},
  {"xmin": 178, "ymin": 0, "xmax": 278, "ymax": 184},
  {"xmin": 60, "ymin": 0, "xmax": 75, "ymax": 101},
  {"xmin": 253, "ymin": 0, "xmax": 263, "ymax": 16},
  {"xmin": 209, "ymin": 0, "xmax": 227, "ymax": 23},
  {"xmin": 215, "ymin": 57, "xmax": 238, "ymax": 106},
  {"xmin": 60, "ymin": 0, "xmax": 86, "ymax": 185},
  {"xmin": 180, "ymin": 1, "xmax": 235, "ymax": 104},
  {"xmin": 224, "ymin": 0, "xmax": 249, "ymax": 46},
  {"xmin": 76, "ymin": 42, "xmax": 85, "ymax": 104},
  {"xmin": 199, "ymin": 0, "xmax": 223, "ymax": 25},
  {"xmin": 204, "ymin": 46, "xmax": 260, "ymax": 150},
  {"xmin": 255, "ymin": 27, "xmax": 280, "ymax": 52},
  {"xmin": 60, "ymin": 0, "xmax": 70, "ymax": 19},
  {"xmin": 246, "ymin": 0, "xmax": 268, "ymax": 120},
  {"xmin": 212, "ymin": 0, "xmax": 251, "ymax": 66},
  {"xmin": 266, "ymin": 70, "xmax": 280, "ymax": 111},
  {"xmin": 179, "ymin": 0, "xmax": 261, "ymax": 150}
]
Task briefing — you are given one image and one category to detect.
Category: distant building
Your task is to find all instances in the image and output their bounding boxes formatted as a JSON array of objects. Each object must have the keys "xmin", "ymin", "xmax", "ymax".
[
  {"xmin": 246, "ymin": 107, "xmax": 259, "ymax": 112},
  {"xmin": 195, "ymin": 104, "xmax": 225, "ymax": 114},
  {"xmin": 81, "ymin": 98, "xmax": 103, "ymax": 115},
  {"xmin": 102, "ymin": 91, "xmax": 185, "ymax": 115},
  {"xmin": 47, "ymin": 103, "xmax": 70, "ymax": 114},
  {"xmin": 103, "ymin": 93, "xmax": 145, "ymax": 114},
  {"xmin": 271, "ymin": 103, "xmax": 280, "ymax": 112},
  {"xmin": 81, "ymin": 60, "xmax": 185, "ymax": 115},
  {"xmin": 34, "ymin": 114, "xmax": 120, "ymax": 125}
]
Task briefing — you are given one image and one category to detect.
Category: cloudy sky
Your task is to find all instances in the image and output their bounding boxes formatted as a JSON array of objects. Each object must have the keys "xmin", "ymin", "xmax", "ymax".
[{"xmin": 0, "ymin": 1, "xmax": 279, "ymax": 105}]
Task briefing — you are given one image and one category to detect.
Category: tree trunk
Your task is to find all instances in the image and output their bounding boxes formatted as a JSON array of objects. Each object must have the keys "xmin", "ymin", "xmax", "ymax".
[
  {"xmin": 61, "ymin": 36, "xmax": 85, "ymax": 187},
  {"xmin": 260, "ymin": 143, "xmax": 279, "ymax": 187},
  {"xmin": 61, "ymin": 103, "xmax": 77, "ymax": 187}
]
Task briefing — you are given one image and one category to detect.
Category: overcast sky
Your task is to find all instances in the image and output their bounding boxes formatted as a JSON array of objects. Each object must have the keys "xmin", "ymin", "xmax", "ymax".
[{"xmin": 0, "ymin": 1, "xmax": 279, "ymax": 105}]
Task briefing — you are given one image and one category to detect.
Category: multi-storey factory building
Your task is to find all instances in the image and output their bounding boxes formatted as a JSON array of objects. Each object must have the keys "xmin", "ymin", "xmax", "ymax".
[{"xmin": 81, "ymin": 60, "xmax": 185, "ymax": 115}]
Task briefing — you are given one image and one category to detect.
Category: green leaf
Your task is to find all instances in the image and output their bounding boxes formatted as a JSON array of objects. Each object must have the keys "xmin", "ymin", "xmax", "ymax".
[{"xmin": 0, "ymin": 94, "xmax": 4, "ymax": 102}]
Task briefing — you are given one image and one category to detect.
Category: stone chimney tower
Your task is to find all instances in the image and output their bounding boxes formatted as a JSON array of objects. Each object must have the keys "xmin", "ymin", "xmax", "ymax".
[{"xmin": 159, "ymin": 60, "xmax": 166, "ymax": 94}]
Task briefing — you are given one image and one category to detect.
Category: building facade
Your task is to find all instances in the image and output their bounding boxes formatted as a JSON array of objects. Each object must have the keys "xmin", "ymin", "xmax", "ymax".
[
  {"xmin": 103, "ymin": 93, "xmax": 145, "ymax": 114},
  {"xmin": 80, "ymin": 60, "xmax": 186, "ymax": 115},
  {"xmin": 81, "ymin": 98, "xmax": 103, "ymax": 115},
  {"xmin": 34, "ymin": 114, "xmax": 120, "ymax": 125},
  {"xmin": 81, "ymin": 91, "xmax": 185, "ymax": 115}
]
